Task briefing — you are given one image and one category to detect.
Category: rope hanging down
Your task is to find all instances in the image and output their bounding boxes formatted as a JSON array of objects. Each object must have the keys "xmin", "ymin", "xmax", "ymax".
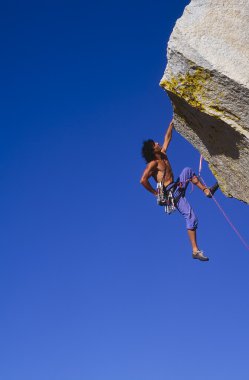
[{"xmin": 198, "ymin": 155, "xmax": 249, "ymax": 252}]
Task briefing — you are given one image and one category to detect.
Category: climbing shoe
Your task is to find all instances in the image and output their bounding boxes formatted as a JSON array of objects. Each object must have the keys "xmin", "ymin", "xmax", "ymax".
[
  {"xmin": 192, "ymin": 250, "xmax": 209, "ymax": 261},
  {"xmin": 203, "ymin": 182, "xmax": 219, "ymax": 198}
]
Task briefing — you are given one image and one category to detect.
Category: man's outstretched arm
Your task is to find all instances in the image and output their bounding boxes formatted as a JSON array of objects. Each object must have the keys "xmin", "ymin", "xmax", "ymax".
[
  {"xmin": 161, "ymin": 119, "xmax": 174, "ymax": 153},
  {"xmin": 140, "ymin": 161, "xmax": 158, "ymax": 196}
]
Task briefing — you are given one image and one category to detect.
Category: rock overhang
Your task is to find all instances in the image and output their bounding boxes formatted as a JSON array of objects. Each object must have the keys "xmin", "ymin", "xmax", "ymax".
[{"xmin": 160, "ymin": 0, "xmax": 249, "ymax": 203}]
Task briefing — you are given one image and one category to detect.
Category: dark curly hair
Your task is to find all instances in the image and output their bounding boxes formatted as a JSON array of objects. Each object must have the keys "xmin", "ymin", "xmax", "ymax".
[{"xmin": 141, "ymin": 139, "xmax": 155, "ymax": 163}]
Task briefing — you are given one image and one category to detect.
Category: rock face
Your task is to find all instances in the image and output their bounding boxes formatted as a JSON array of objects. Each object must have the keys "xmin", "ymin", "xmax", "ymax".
[{"xmin": 160, "ymin": 0, "xmax": 249, "ymax": 203}]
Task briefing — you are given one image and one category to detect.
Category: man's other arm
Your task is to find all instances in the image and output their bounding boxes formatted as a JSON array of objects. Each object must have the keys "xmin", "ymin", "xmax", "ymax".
[
  {"xmin": 161, "ymin": 119, "xmax": 174, "ymax": 153},
  {"xmin": 140, "ymin": 161, "xmax": 158, "ymax": 196}
]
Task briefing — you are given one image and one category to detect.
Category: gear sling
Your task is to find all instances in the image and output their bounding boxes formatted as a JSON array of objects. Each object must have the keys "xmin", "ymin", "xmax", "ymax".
[{"xmin": 157, "ymin": 181, "xmax": 181, "ymax": 214}]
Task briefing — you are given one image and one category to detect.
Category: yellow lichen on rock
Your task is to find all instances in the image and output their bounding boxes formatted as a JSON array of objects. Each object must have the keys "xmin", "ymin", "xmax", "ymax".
[
  {"xmin": 160, "ymin": 66, "xmax": 212, "ymax": 107},
  {"xmin": 160, "ymin": 67, "xmax": 242, "ymax": 126}
]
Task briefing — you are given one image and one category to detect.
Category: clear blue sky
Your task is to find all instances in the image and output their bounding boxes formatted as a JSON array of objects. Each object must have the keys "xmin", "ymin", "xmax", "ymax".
[{"xmin": 0, "ymin": 1, "xmax": 249, "ymax": 379}]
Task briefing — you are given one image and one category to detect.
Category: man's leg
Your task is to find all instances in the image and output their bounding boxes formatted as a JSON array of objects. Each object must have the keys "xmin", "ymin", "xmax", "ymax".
[
  {"xmin": 191, "ymin": 175, "xmax": 219, "ymax": 197},
  {"xmin": 187, "ymin": 229, "xmax": 199, "ymax": 252},
  {"xmin": 178, "ymin": 167, "xmax": 219, "ymax": 197},
  {"xmin": 191, "ymin": 174, "xmax": 209, "ymax": 194},
  {"xmin": 176, "ymin": 195, "xmax": 209, "ymax": 261}
]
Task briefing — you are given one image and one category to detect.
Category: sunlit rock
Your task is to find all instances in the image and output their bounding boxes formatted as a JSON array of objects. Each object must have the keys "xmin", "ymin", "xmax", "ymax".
[{"xmin": 160, "ymin": 0, "xmax": 249, "ymax": 203}]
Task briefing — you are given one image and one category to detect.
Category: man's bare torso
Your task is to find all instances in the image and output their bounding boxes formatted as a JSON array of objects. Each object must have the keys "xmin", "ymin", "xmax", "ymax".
[{"xmin": 152, "ymin": 154, "xmax": 174, "ymax": 187}]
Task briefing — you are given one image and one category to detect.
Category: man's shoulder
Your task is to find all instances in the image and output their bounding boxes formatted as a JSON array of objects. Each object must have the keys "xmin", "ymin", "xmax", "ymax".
[
  {"xmin": 148, "ymin": 159, "xmax": 158, "ymax": 165},
  {"xmin": 146, "ymin": 160, "xmax": 158, "ymax": 170}
]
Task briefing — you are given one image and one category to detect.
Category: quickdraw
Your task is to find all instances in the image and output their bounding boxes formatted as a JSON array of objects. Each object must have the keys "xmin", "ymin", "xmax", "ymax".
[{"xmin": 157, "ymin": 182, "xmax": 177, "ymax": 214}]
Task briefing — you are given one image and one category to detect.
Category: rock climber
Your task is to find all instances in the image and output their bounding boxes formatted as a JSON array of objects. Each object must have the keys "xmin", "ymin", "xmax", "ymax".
[{"xmin": 140, "ymin": 119, "xmax": 219, "ymax": 261}]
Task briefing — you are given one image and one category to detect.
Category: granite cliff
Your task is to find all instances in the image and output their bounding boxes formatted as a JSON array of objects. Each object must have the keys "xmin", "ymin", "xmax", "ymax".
[{"xmin": 160, "ymin": 0, "xmax": 249, "ymax": 203}]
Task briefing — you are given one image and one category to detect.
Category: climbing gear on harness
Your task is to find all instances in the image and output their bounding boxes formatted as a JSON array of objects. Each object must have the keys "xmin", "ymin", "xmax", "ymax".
[
  {"xmin": 156, "ymin": 182, "xmax": 167, "ymax": 206},
  {"xmin": 157, "ymin": 183, "xmax": 175, "ymax": 214},
  {"xmin": 157, "ymin": 182, "xmax": 179, "ymax": 214},
  {"xmin": 165, "ymin": 191, "xmax": 176, "ymax": 214},
  {"xmin": 192, "ymin": 250, "xmax": 209, "ymax": 261}
]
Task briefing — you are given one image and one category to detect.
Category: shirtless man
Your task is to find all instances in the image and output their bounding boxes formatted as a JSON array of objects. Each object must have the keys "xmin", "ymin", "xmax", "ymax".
[{"xmin": 140, "ymin": 120, "xmax": 219, "ymax": 261}]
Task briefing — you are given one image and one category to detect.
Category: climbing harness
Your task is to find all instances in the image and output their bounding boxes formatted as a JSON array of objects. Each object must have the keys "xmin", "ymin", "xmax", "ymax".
[
  {"xmin": 156, "ymin": 160, "xmax": 189, "ymax": 214},
  {"xmin": 157, "ymin": 179, "xmax": 185, "ymax": 215},
  {"xmin": 156, "ymin": 161, "xmax": 179, "ymax": 214},
  {"xmin": 157, "ymin": 182, "xmax": 177, "ymax": 214}
]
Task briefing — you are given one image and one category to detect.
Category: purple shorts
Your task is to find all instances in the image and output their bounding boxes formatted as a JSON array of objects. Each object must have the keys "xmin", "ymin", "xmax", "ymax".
[{"xmin": 173, "ymin": 167, "xmax": 198, "ymax": 230}]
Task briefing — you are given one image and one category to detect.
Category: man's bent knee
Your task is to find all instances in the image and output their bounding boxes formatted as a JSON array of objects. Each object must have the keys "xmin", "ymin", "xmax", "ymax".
[{"xmin": 186, "ymin": 217, "xmax": 198, "ymax": 230}]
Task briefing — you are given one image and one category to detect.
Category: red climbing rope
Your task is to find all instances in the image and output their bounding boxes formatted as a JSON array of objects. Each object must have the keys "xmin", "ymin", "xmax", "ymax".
[{"xmin": 199, "ymin": 155, "xmax": 249, "ymax": 251}]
